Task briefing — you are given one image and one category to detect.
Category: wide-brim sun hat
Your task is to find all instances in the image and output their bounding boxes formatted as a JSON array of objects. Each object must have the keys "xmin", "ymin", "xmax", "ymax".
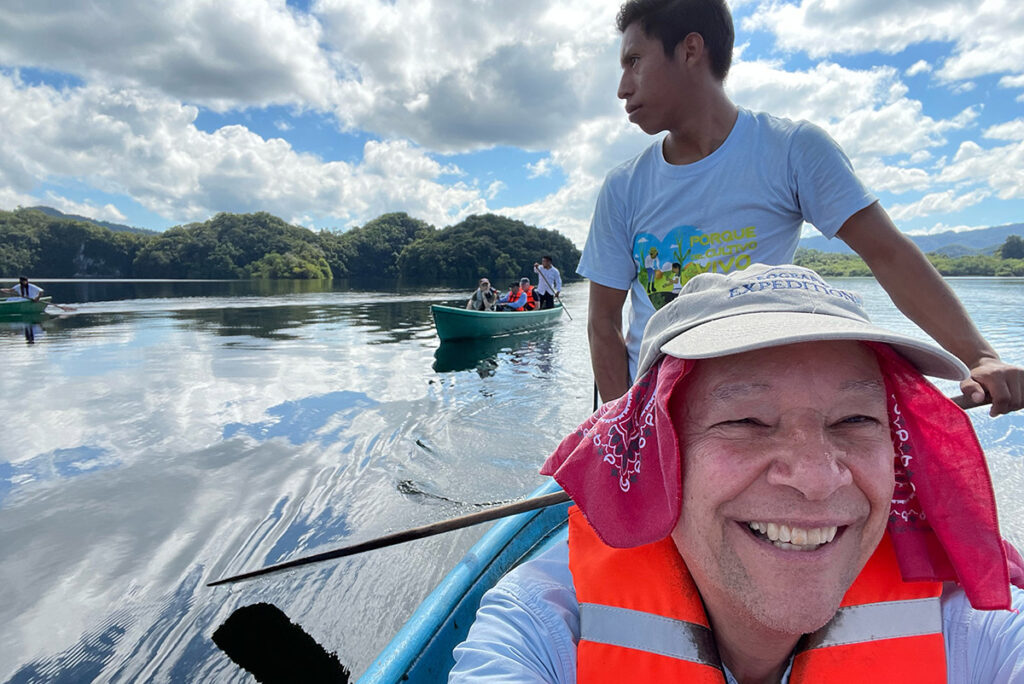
[{"xmin": 635, "ymin": 263, "xmax": 968, "ymax": 381}]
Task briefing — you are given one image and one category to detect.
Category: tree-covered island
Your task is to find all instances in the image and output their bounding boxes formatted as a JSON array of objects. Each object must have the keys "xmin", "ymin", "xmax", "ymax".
[{"xmin": 0, "ymin": 208, "xmax": 581, "ymax": 284}]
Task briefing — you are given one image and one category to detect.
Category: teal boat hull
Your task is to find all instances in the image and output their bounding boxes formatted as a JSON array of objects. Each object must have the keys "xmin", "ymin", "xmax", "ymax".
[
  {"xmin": 0, "ymin": 297, "xmax": 50, "ymax": 317},
  {"xmin": 431, "ymin": 304, "xmax": 563, "ymax": 341},
  {"xmin": 360, "ymin": 479, "xmax": 570, "ymax": 682}
]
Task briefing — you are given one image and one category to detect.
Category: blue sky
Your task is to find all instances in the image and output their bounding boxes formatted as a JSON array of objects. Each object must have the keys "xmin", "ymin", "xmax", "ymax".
[{"xmin": 0, "ymin": 0, "xmax": 1021, "ymax": 247}]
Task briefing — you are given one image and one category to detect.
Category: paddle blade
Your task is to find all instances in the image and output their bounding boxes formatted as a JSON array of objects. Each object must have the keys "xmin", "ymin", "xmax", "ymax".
[{"xmin": 212, "ymin": 602, "xmax": 350, "ymax": 683}]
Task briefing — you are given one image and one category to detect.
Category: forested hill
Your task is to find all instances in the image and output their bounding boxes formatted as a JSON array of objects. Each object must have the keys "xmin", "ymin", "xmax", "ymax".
[
  {"xmin": 28, "ymin": 206, "xmax": 157, "ymax": 236},
  {"xmin": 0, "ymin": 208, "xmax": 580, "ymax": 282}
]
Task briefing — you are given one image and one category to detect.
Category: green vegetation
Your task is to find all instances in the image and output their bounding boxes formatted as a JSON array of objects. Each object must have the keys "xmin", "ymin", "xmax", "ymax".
[
  {"xmin": 0, "ymin": 207, "xmax": 581, "ymax": 283},
  {"xmin": 1000, "ymin": 235, "xmax": 1024, "ymax": 260},
  {"xmin": 318, "ymin": 212, "xmax": 434, "ymax": 278},
  {"xmin": 0, "ymin": 208, "xmax": 149, "ymax": 278},
  {"xmin": 795, "ymin": 238, "xmax": 1024, "ymax": 278},
  {"xmin": 398, "ymin": 213, "xmax": 580, "ymax": 284},
  {"xmin": 132, "ymin": 212, "xmax": 328, "ymax": 279}
]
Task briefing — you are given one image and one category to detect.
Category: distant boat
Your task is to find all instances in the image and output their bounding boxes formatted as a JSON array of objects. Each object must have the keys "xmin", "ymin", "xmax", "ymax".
[
  {"xmin": 431, "ymin": 304, "xmax": 563, "ymax": 341},
  {"xmin": 360, "ymin": 478, "xmax": 569, "ymax": 682},
  {"xmin": 0, "ymin": 296, "xmax": 50, "ymax": 317}
]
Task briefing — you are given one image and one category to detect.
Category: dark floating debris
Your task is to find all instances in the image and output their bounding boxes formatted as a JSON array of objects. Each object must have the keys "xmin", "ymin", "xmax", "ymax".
[{"xmin": 397, "ymin": 479, "xmax": 517, "ymax": 507}]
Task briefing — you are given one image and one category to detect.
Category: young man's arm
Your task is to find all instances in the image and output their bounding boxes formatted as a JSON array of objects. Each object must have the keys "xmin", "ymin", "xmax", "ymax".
[
  {"xmin": 838, "ymin": 202, "xmax": 1024, "ymax": 416},
  {"xmin": 588, "ymin": 282, "xmax": 631, "ymax": 402}
]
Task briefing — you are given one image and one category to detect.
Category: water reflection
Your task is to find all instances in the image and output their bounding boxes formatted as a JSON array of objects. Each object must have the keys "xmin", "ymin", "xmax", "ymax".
[
  {"xmin": 174, "ymin": 305, "xmax": 316, "ymax": 341},
  {"xmin": 432, "ymin": 330, "xmax": 558, "ymax": 375},
  {"xmin": 39, "ymin": 278, "xmax": 340, "ymax": 304},
  {"xmin": 0, "ymin": 320, "xmax": 45, "ymax": 344},
  {"xmin": 338, "ymin": 300, "xmax": 436, "ymax": 345},
  {"xmin": 223, "ymin": 390, "xmax": 379, "ymax": 446},
  {"xmin": 0, "ymin": 445, "xmax": 115, "ymax": 504}
]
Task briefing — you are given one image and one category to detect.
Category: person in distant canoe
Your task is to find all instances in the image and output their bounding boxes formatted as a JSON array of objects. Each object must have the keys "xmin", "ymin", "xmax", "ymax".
[
  {"xmin": 466, "ymin": 278, "xmax": 500, "ymax": 311},
  {"xmin": 2, "ymin": 276, "xmax": 44, "ymax": 301},
  {"xmin": 519, "ymin": 278, "xmax": 538, "ymax": 310},
  {"xmin": 497, "ymin": 282, "xmax": 527, "ymax": 311},
  {"xmin": 533, "ymin": 256, "xmax": 562, "ymax": 310}
]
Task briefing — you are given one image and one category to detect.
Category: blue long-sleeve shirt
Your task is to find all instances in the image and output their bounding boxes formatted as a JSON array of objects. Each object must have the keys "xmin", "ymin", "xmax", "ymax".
[{"xmin": 498, "ymin": 291, "xmax": 527, "ymax": 309}]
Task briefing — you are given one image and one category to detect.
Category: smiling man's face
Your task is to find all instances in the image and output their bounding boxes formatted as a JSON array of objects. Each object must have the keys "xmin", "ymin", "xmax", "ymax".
[{"xmin": 671, "ymin": 341, "xmax": 894, "ymax": 638}]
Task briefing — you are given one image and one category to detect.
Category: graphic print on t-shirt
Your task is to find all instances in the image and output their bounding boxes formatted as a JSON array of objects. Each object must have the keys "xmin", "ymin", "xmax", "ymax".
[{"xmin": 633, "ymin": 224, "xmax": 757, "ymax": 309}]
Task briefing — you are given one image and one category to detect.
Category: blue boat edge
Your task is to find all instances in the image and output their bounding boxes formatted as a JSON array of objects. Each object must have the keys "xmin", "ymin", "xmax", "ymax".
[{"xmin": 359, "ymin": 478, "xmax": 570, "ymax": 682}]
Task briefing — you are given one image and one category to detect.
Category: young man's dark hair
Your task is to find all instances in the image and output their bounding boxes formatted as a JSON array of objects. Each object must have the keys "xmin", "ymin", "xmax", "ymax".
[{"xmin": 616, "ymin": 0, "xmax": 734, "ymax": 81}]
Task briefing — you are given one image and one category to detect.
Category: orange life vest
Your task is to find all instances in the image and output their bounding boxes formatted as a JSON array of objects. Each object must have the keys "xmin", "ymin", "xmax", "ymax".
[
  {"xmin": 522, "ymin": 284, "xmax": 537, "ymax": 310},
  {"xmin": 502, "ymin": 288, "xmax": 524, "ymax": 311},
  {"xmin": 568, "ymin": 506, "xmax": 946, "ymax": 683}
]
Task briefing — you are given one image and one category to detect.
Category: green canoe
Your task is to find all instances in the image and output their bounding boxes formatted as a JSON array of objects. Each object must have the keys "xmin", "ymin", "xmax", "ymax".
[
  {"xmin": 0, "ymin": 297, "xmax": 50, "ymax": 317},
  {"xmin": 431, "ymin": 304, "xmax": 563, "ymax": 341}
]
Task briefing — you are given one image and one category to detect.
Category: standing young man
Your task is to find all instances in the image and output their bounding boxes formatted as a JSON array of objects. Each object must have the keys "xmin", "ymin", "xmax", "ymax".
[
  {"xmin": 533, "ymin": 256, "xmax": 563, "ymax": 310},
  {"xmin": 578, "ymin": 0, "xmax": 1024, "ymax": 415}
]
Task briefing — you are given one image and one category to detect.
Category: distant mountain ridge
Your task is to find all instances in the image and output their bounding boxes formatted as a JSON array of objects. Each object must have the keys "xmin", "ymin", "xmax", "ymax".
[
  {"xmin": 28, "ymin": 206, "xmax": 157, "ymax": 235},
  {"xmin": 800, "ymin": 222, "xmax": 1024, "ymax": 256}
]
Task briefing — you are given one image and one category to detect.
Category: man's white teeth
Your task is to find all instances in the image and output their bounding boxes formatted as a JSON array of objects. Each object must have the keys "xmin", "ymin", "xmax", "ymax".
[{"xmin": 747, "ymin": 521, "xmax": 838, "ymax": 551}]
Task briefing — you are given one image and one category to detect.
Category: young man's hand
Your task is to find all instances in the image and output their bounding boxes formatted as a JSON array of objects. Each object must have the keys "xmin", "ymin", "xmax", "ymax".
[{"xmin": 961, "ymin": 356, "xmax": 1024, "ymax": 416}]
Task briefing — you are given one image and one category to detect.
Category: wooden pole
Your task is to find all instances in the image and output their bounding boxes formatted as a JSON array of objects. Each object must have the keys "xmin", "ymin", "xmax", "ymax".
[{"xmin": 208, "ymin": 490, "xmax": 571, "ymax": 586}]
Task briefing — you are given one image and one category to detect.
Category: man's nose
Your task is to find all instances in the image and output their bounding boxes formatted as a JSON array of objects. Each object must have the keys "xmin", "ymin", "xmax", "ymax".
[
  {"xmin": 617, "ymin": 70, "xmax": 632, "ymax": 100},
  {"xmin": 764, "ymin": 425, "xmax": 853, "ymax": 500}
]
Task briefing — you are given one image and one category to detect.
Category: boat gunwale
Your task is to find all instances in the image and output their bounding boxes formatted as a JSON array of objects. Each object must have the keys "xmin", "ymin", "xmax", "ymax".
[{"xmin": 359, "ymin": 478, "xmax": 568, "ymax": 682}]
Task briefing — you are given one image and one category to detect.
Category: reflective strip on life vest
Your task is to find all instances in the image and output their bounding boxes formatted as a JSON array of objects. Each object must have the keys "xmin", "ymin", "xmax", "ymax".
[
  {"xmin": 579, "ymin": 603, "xmax": 719, "ymax": 667},
  {"xmin": 801, "ymin": 597, "xmax": 942, "ymax": 651}
]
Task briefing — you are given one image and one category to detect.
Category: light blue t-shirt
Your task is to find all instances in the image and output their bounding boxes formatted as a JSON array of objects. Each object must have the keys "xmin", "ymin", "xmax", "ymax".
[
  {"xmin": 577, "ymin": 108, "xmax": 876, "ymax": 380},
  {"xmin": 450, "ymin": 541, "xmax": 1024, "ymax": 683}
]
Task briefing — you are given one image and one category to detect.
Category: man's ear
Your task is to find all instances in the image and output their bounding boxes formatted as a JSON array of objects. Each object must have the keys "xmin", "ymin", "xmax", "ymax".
[{"xmin": 675, "ymin": 32, "xmax": 705, "ymax": 68}]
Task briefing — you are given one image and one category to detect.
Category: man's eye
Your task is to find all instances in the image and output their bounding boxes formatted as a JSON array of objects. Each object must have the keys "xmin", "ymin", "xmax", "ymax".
[
  {"xmin": 719, "ymin": 418, "xmax": 766, "ymax": 427},
  {"xmin": 835, "ymin": 415, "xmax": 879, "ymax": 426}
]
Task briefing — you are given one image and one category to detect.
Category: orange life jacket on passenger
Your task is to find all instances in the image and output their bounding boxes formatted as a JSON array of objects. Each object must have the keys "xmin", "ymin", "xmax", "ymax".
[
  {"xmin": 568, "ymin": 506, "xmax": 946, "ymax": 683},
  {"xmin": 522, "ymin": 284, "xmax": 537, "ymax": 310},
  {"xmin": 503, "ymin": 288, "xmax": 524, "ymax": 311}
]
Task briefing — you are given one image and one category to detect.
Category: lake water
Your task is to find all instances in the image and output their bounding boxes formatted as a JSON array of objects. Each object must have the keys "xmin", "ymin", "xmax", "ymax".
[{"xmin": 2, "ymin": 277, "xmax": 1024, "ymax": 682}]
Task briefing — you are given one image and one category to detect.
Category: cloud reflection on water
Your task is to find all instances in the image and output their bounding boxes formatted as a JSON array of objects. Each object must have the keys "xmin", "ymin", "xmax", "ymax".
[{"xmin": 223, "ymin": 390, "xmax": 379, "ymax": 446}]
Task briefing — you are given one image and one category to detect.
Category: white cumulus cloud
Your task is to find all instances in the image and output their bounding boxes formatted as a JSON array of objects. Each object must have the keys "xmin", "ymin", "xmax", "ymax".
[
  {"xmin": 0, "ymin": 74, "xmax": 489, "ymax": 229},
  {"xmin": 743, "ymin": 0, "xmax": 1024, "ymax": 85}
]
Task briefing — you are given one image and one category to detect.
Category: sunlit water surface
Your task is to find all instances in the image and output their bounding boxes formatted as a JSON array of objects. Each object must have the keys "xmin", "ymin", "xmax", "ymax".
[{"xmin": 2, "ymin": 277, "xmax": 1023, "ymax": 682}]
